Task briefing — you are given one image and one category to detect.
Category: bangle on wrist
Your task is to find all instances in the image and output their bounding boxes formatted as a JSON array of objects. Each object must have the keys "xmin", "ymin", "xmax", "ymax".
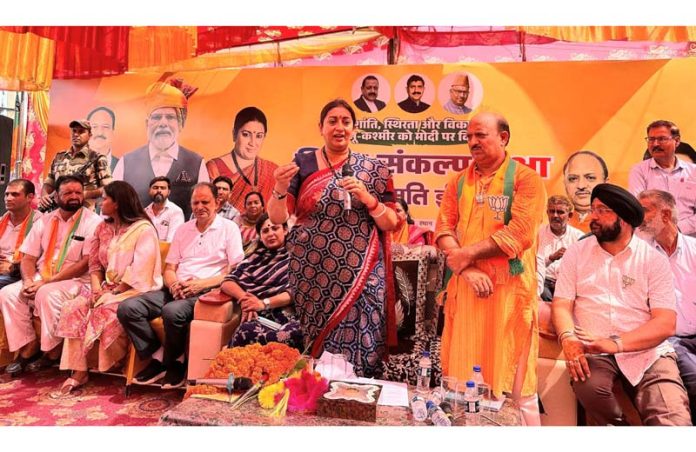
[
  {"xmin": 272, "ymin": 188, "xmax": 288, "ymax": 200},
  {"xmin": 367, "ymin": 198, "xmax": 380, "ymax": 211},
  {"xmin": 370, "ymin": 204, "xmax": 388, "ymax": 219},
  {"xmin": 557, "ymin": 330, "xmax": 577, "ymax": 345}
]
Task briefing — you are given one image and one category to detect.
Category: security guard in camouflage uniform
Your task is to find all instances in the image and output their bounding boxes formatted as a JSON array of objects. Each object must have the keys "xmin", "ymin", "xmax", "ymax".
[{"xmin": 39, "ymin": 119, "xmax": 112, "ymax": 211}]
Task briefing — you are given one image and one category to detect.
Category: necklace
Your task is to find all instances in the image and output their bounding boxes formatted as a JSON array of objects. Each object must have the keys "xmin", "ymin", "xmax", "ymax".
[
  {"xmin": 231, "ymin": 151, "xmax": 258, "ymax": 191},
  {"xmin": 320, "ymin": 147, "xmax": 351, "ymax": 179}
]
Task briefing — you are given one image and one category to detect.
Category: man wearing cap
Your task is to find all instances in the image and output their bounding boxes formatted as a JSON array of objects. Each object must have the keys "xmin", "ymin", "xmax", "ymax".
[
  {"xmin": 628, "ymin": 120, "xmax": 696, "ymax": 237},
  {"xmin": 39, "ymin": 119, "xmax": 112, "ymax": 211},
  {"xmin": 353, "ymin": 75, "xmax": 386, "ymax": 113},
  {"xmin": 443, "ymin": 73, "xmax": 472, "ymax": 115},
  {"xmin": 112, "ymin": 80, "xmax": 209, "ymax": 219},
  {"xmin": 552, "ymin": 183, "xmax": 691, "ymax": 425}
]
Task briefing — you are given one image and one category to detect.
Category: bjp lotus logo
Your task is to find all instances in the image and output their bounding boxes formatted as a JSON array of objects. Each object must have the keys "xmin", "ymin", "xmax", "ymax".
[{"xmin": 487, "ymin": 195, "xmax": 510, "ymax": 221}]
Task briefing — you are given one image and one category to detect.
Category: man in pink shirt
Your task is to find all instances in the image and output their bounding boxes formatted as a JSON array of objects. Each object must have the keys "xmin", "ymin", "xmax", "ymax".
[{"xmin": 552, "ymin": 183, "xmax": 691, "ymax": 425}]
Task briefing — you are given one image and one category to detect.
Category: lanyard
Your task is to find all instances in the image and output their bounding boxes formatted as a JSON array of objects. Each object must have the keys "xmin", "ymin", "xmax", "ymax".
[{"xmin": 231, "ymin": 151, "xmax": 258, "ymax": 190}]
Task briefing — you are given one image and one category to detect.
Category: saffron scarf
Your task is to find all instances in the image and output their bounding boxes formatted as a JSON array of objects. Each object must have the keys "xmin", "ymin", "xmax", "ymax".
[
  {"xmin": 0, "ymin": 211, "xmax": 35, "ymax": 262},
  {"xmin": 40, "ymin": 209, "xmax": 84, "ymax": 280}
]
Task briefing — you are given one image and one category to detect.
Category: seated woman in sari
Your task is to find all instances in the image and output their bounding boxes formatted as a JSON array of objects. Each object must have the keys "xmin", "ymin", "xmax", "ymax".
[
  {"xmin": 234, "ymin": 191, "xmax": 265, "ymax": 255},
  {"xmin": 221, "ymin": 213, "xmax": 303, "ymax": 349},
  {"xmin": 393, "ymin": 198, "xmax": 432, "ymax": 246},
  {"xmin": 56, "ymin": 181, "xmax": 162, "ymax": 394}
]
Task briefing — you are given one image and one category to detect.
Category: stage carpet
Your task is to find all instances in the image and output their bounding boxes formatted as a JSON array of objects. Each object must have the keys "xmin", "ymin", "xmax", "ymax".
[{"xmin": 0, "ymin": 367, "xmax": 183, "ymax": 426}]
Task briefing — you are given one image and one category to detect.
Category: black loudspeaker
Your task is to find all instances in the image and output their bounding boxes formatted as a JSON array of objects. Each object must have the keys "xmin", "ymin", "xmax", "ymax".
[{"xmin": 0, "ymin": 115, "xmax": 14, "ymax": 215}]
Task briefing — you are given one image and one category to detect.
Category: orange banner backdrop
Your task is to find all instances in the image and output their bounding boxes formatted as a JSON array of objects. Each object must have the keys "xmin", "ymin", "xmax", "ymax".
[{"xmin": 46, "ymin": 58, "xmax": 696, "ymax": 226}]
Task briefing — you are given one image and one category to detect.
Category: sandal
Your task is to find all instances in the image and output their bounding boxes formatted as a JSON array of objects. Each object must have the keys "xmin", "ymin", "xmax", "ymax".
[{"xmin": 60, "ymin": 373, "xmax": 89, "ymax": 395}]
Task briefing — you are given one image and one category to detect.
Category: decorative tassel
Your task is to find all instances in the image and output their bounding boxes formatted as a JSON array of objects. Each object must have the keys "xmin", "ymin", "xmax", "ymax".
[{"xmin": 508, "ymin": 258, "xmax": 524, "ymax": 276}]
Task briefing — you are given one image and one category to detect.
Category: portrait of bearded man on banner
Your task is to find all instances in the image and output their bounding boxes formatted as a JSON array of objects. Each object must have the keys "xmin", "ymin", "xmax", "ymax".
[{"xmin": 111, "ymin": 79, "xmax": 209, "ymax": 219}]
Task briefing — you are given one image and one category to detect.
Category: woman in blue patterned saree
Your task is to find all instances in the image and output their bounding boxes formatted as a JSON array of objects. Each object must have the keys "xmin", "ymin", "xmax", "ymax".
[{"xmin": 268, "ymin": 99, "xmax": 399, "ymax": 377}]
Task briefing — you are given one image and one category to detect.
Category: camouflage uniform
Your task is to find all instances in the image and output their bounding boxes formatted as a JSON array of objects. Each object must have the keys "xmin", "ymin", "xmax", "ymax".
[{"xmin": 45, "ymin": 146, "xmax": 112, "ymax": 209}]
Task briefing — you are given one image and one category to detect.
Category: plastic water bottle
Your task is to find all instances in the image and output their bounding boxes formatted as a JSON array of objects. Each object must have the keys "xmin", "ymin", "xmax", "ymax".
[
  {"xmin": 471, "ymin": 365, "xmax": 490, "ymax": 403},
  {"xmin": 415, "ymin": 351, "xmax": 432, "ymax": 394},
  {"xmin": 463, "ymin": 380, "xmax": 481, "ymax": 426},
  {"xmin": 426, "ymin": 400, "xmax": 452, "ymax": 426},
  {"xmin": 410, "ymin": 395, "xmax": 428, "ymax": 422}
]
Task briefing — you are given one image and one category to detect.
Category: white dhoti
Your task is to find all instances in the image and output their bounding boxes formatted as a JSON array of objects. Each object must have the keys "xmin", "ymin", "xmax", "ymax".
[{"xmin": 0, "ymin": 278, "xmax": 85, "ymax": 352}]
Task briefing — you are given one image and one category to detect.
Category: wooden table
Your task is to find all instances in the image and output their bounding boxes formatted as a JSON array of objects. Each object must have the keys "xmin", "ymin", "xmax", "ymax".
[{"xmin": 159, "ymin": 388, "xmax": 521, "ymax": 426}]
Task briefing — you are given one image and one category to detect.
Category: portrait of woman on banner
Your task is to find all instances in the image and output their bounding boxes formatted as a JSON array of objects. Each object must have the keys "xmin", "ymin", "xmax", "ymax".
[{"xmin": 206, "ymin": 106, "xmax": 278, "ymax": 211}]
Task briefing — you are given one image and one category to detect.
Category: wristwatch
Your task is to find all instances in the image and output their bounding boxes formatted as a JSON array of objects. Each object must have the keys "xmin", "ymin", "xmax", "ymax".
[
  {"xmin": 262, "ymin": 298, "xmax": 271, "ymax": 310},
  {"xmin": 609, "ymin": 334, "xmax": 624, "ymax": 354}
]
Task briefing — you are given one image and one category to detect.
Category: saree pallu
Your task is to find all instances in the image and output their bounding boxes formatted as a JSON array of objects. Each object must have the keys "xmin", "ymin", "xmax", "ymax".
[
  {"xmin": 57, "ymin": 220, "xmax": 162, "ymax": 372},
  {"xmin": 206, "ymin": 156, "xmax": 278, "ymax": 212},
  {"xmin": 286, "ymin": 150, "xmax": 395, "ymax": 377}
]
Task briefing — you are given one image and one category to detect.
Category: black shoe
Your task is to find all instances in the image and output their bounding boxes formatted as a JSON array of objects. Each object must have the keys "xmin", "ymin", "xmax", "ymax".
[
  {"xmin": 25, "ymin": 354, "xmax": 60, "ymax": 373},
  {"xmin": 134, "ymin": 360, "xmax": 166, "ymax": 384},
  {"xmin": 161, "ymin": 362, "xmax": 186, "ymax": 389},
  {"xmin": 5, "ymin": 352, "xmax": 41, "ymax": 377}
]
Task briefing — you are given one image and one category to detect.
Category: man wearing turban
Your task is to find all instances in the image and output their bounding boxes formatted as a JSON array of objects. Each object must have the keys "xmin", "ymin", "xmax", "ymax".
[
  {"xmin": 552, "ymin": 183, "xmax": 691, "ymax": 425},
  {"xmin": 112, "ymin": 79, "xmax": 209, "ymax": 219}
]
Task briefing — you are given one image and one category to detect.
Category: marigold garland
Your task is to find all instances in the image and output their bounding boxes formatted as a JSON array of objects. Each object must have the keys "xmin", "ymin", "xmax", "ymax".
[{"xmin": 204, "ymin": 342, "xmax": 300, "ymax": 385}]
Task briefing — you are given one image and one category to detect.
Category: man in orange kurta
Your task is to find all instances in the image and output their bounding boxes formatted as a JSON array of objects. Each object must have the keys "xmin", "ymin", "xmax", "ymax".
[{"xmin": 435, "ymin": 112, "xmax": 546, "ymax": 425}]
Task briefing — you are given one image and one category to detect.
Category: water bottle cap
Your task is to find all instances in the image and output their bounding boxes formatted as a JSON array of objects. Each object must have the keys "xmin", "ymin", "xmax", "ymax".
[
  {"xmin": 422, "ymin": 351, "xmax": 430, "ymax": 357},
  {"xmin": 473, "ymin": 365, "xmax": 481, "ymax": 372},
  {"xmin": 426, "ymin": 400, "xmax": 436, "ymax": 409},
  {"xmin": 466, "ymin": 380, "xmax": 476, "ymax": 387}
]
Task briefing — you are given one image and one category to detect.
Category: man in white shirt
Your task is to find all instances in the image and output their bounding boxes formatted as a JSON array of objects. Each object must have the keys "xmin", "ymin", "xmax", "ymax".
[
  {"xmin": 117, "ymin": 182, "xmax": 244, "ymax": 389},
  {"xmin": 111, "ymin": 80, "xmax": 209, "ymax": 219},
  {"xmin": 637, "ymin": 189, "xmax": 696, "ymax": 424},
  {"xmin": 628, "ymin": 120, "xmax": 696, "ymax": 237},
  {"xmin": 0, "ymin": 179, "xmax": 42, "ymax": 289},
  {"xmin": 1, "ymin": 175, "xmax": 102, "ymax": 377},
  {"xmin": 552, "ymin": 183, "xmax": 690, "ymax": 425},
  {"xmin": 144, "ymin": 176, "xmax": 185, "ymax": 242},
  {"xmin": 536, "ymin": 195, "xmax": 584, "ymax": 301}
]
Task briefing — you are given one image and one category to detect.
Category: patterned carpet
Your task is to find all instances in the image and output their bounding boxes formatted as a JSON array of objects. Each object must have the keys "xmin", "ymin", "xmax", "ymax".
[{"xmin": 0, "ymin": 367, "xmax": 184, "ymax": 426}]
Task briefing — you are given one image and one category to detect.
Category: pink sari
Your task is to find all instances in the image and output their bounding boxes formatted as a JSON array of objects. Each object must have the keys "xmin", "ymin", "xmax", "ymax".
[{"xmin": 57, "ymin": 220, "xmax": 162, "ymax": 372}]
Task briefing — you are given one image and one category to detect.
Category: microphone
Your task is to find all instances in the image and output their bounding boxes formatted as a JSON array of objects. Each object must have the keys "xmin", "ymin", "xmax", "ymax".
[{"xmin": 342, "ymin": 163, "xmax": 353, "ymax": 211}]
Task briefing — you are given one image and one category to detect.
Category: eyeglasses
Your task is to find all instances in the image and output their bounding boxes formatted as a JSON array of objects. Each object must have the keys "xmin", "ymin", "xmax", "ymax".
[
  {"xmin": 590, "ymin": 206, "xmax": 615, "ymax": 215},
  {"xmin": 547, "ymin": 209, "xmax": 569, "ymax": 216},
  {"xmin": 644, "ymin": 136, "xmax": 674, "ymax": 144}
]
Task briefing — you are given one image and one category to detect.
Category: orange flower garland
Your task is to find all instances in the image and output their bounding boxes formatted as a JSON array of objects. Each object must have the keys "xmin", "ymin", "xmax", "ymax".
[{"xmin": 204, "ymin": 342, "xmax": 300, "ymax": 385}]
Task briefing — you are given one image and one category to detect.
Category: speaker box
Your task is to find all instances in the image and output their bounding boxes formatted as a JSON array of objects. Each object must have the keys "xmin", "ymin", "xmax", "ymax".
[{"xmin": 0, "ymin": 115, "xmax": 13, "ymax": 215}]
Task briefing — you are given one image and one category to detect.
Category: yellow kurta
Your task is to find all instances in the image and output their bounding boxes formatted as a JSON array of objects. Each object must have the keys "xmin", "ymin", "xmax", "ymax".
[{"xmin": 435, "ymin": 155, "xmax": 546, "ymax": 398}]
